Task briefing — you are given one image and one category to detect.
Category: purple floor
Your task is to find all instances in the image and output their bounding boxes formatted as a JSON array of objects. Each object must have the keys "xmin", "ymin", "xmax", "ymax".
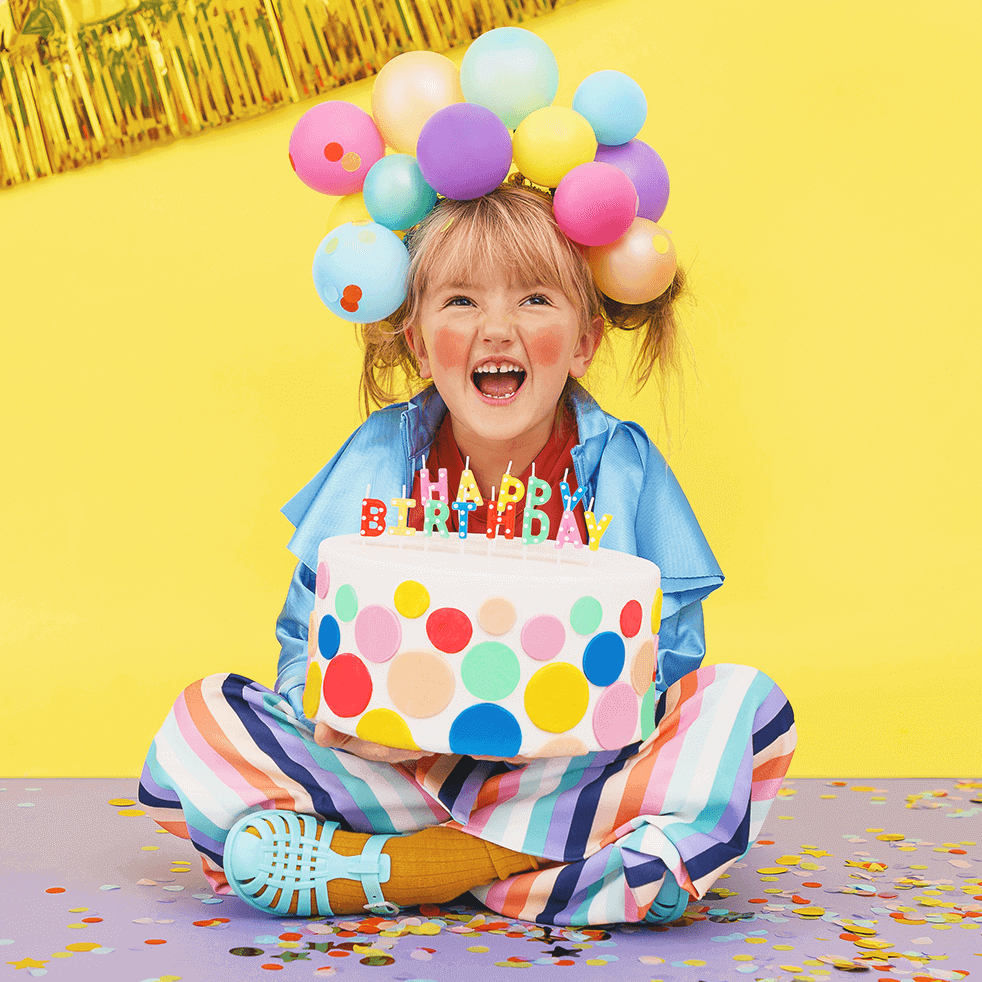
[{"xmin": 2, "ymin": 778, "xmax": 980, "ymax": 981}]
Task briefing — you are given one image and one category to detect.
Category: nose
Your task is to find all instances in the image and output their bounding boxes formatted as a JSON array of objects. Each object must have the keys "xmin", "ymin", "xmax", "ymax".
[{"xmin": 477, "ymin": 313, "xmax": 518, "ymax": 346}]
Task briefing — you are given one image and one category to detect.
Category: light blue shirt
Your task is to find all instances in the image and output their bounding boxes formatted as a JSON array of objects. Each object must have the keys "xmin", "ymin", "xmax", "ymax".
[{"xmin": 275, "ymin": 383, "xmax": 724, "ymax": 718}]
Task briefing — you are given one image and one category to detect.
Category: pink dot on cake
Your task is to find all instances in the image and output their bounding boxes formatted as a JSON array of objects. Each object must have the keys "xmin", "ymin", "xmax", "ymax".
[
  {"xmin": 316, "ymin": 561, "xmax": 330, "ymax": 599},
  {"xmin": 394, "ymin": 580, "xmax": 430, "ymax": 618},
  {"xmin": 477, "ymin": 597, "xmax": 517, "ymax": 636},
  {"xmin": 386, "ymin": 650, "xmax": 455, "ymax": 718},
  {"xmin": 323, "ymin": 653, "xmax": 372, "ymax": 717},
  {"xmin": 592, "ymin": 682, "xmax": 639, "ymax": 749},
  {"xmin": 425, "ymin": 607, "xmax": 473, "ymax": 653},
  {"xmin": 318, "ymin": 614, "xmax": 341, "ymax": 659},
  {"xmin": 620, "ymin": 599, "xmax": 643, "ymax": 638},
  {"xmin": 354, "ymin": 605, "xmax": 401, "ymax": 663},
  {"xmin": 520, "ymin": 614, "xmax": 566, "ymax": 661},
  {"xmin": 630, "ymin": 639, "xmax": 656, "ymax": 695}
]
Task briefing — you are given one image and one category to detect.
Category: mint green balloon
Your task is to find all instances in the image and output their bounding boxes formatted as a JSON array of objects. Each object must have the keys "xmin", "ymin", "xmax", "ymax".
[{"xmin": 460, "ymin": 27, "xmax": 559, "ymax": 130}]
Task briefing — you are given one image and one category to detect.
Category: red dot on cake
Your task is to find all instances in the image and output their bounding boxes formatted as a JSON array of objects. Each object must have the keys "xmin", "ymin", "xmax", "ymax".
[
  {"xmin": 324, "ymin": 142, "xmax": 343, "ymax": 161},
  {"xmin": 425, "ymin": 607, "xmax": 472, "ymax": 653},
  {"xmin": 619, "ymin": 599, "xmax": 643, "ymax": 638},
  {"xmin": 323, "ymin": 653, "xmax": 372, "ymax": 717}
]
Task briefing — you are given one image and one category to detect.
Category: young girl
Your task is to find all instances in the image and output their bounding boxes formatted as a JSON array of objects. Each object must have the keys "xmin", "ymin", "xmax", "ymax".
[{"xmin": 138, "ymin": 180, "xmax": 796, "ymax": 926}]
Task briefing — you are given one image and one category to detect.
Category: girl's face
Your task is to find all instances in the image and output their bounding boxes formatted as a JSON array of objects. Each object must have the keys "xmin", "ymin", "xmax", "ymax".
[{"xmin": 408, "ymin": 269, "xmax": 600, "ymax": 457}]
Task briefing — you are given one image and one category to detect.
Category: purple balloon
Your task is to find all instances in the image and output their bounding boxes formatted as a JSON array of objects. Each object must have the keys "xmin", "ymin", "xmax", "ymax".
[
  {"xmin": 594, "ymin": 139, "xmax": 669, "ymax": 222},
  {"xmin": 416, "ymin": 103, "xmax": 513, "ymax": 201}
]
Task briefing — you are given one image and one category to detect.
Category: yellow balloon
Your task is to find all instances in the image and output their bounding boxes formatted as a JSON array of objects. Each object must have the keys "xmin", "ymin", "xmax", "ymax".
[
  {"xmin": 512, "ymin": 106, "xmax": 597, "ymax": 188},
  {"xmin": 371, "ymin": 51, "xmax": 464, "ymax": 155},
  {"xmin": 587, "ymin": 219, "xmax": 677, "ymax": 304},
  {"xmin": 327, "ymin": 192, "xmax": 371, "ymax": 232}
]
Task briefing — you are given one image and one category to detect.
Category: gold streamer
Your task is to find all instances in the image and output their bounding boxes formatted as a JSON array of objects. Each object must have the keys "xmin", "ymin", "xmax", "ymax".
[{"xmin": 0, "ymin": 0, "xmax": 575, "ymax": 189}]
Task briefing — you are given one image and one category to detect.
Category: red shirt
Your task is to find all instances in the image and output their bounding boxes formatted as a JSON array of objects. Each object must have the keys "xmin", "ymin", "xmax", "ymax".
[{"xmin": 408, "ymin": 412, "xmax": 588, "ymax": 543}]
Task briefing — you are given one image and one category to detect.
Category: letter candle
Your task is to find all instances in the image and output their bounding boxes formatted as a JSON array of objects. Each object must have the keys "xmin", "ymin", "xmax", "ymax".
[
  {"xmin": 522, "ymin": 462, "xmax": 552, "ymax": 546},
  {"xmin": 495, "ymin": 461, "xmax": 524, "ymax": 540},
  {"xmin": 486, "ymin": 487, "xmax": 496, "ymax": 558},
  {"xmin": 361, "ymin": 484, "xmax": 387, "ymax": 537},
  {"xmin": 555, "ymin": 469, "xmax": 585, "ymax": 552},
  {"xmin": 584, "ymin": 497, "xmax": 613, "ymax": 552},
  {"xmin": 389, "ymin": 485, "xmax": 416, "ymax": 539},
  {"xmin": 452, "ymin": 456, "xmax": 479, "ymax": 547}
]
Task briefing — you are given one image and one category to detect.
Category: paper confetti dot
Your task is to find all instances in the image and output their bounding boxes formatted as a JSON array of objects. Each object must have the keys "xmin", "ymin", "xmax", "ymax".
[
  {"xmin": 108, "ymin": 798, "xmax": 135, "ymax": 806},
  {"xmin": 117, "ymin": 809, "xmax": 145, "ymax": 816}
]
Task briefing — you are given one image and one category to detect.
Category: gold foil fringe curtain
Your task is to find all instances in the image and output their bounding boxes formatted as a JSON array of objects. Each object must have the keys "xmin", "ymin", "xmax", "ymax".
[{"xmin": 0, "ymin": 0, "xmax": 571, "ymax": 188}]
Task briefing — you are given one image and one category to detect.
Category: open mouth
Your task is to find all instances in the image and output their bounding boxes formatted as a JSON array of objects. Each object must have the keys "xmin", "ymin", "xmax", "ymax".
[{"xmin": 471, "ymin": 362, "xmax": 527, "ymax": 401}]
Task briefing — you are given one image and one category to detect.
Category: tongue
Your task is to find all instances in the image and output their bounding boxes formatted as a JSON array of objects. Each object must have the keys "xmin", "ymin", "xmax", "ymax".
[{"xmin": 476, "ymin": 372, "xmax": 522, "ymax": 398}]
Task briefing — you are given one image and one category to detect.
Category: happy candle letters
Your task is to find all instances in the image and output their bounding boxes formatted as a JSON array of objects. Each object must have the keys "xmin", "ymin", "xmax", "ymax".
[{"xmin": 360, "ymin": 465, "xmax": 613, "ymax": 551}]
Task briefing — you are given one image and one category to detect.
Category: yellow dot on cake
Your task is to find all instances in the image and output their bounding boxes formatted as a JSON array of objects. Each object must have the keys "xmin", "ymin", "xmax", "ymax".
[
  {"xmin": 303, "ymin": 661, "xmax": 322, "ymax": 719},
  {"xmin": 650, "ymin": 588, "xmax": 663, "ymax": 633},
  {"xmin": 357, "ymin": 708, "xmax": 419, "ymax": 750},
  {"xmin": 394, "ymin": 580, "xmax": 430, "ymax": 618},
  {"xmin": 525, "ymin": 662, "xmax": 589, "ymax": 733}
]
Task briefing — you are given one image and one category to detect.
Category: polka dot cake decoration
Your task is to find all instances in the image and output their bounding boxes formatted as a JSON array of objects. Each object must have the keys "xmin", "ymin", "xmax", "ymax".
[{"xmin": 304, "ymin": 533, "xmax": 662, "ymax": 757}]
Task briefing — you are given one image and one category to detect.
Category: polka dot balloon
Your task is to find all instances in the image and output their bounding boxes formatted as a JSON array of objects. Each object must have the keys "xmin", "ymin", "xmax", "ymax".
[
  {"xmin": 311, "ymin": 221, "xmax": 410, "ymax": 324},
  {"xmin": 289, "ymin": 100, "xmax": 385, "ymax": 196}
]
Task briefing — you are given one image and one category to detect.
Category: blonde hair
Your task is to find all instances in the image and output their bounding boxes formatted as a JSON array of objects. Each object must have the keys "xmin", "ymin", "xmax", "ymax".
[{"xmin": 358, "ymin": 175, "xmax": 686, "ymax": 415}]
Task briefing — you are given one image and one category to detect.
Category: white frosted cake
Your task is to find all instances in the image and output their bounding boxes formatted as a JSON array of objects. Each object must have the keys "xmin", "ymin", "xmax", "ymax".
[{"xmin": 303, "ymin": 533, "xmax": 663, "ymax": 758}]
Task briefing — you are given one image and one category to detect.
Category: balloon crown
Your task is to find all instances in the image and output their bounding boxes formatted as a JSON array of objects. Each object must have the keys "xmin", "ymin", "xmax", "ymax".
[{"xmin": 289, "ymin": 27, "xmax": 677, "ymax": 325}]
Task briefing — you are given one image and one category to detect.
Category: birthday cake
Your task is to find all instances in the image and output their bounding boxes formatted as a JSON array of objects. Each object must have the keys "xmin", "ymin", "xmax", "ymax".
[{"xmin": 302, "ymin": 532, "xmax": 664, "ymax": 758}]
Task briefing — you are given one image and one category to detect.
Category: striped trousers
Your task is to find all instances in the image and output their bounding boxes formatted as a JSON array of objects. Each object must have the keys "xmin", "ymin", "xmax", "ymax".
[{"xmin": 138, "ymin": 664, "xmax": 795, "ymax": 925}]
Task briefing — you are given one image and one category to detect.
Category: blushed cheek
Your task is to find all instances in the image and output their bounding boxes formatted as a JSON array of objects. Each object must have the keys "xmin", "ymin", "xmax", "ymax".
[
  {"xmin": 433, "ymin": 329, "xmax": 470, "ymax": 372},
  {"xmin": 527, "ymin": 327, "xmax": 566, "ymax": 367}
]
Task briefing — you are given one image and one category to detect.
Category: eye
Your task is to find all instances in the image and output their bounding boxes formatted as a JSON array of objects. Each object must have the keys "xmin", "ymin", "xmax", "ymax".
[
  {"xmin": 523, "ymin": 294, "xmax": 551, "ymax": 306},
  {"xmin": 445, "ymin": 295, "xmax": 474, "ymax": 307}
]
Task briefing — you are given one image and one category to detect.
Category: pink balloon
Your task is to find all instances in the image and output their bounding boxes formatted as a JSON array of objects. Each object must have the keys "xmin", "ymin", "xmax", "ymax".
[
  {"xmin": 289, "ymin": 101, "xmax": 385, "ymax": 196},
  {"xmin": 553, "ymin": 161, "xmax": 638, "ymax": 247}
]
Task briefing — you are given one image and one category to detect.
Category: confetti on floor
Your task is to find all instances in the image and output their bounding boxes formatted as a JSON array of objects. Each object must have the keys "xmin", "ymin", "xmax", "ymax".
[{"xmin": 1, "ymin": 777, "xmax": 980, "ymax": 980}]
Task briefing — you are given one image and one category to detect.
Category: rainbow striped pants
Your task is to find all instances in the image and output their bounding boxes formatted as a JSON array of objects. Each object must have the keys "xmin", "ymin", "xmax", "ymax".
[{"xmin": 138, "ymin": 664, "xmax": 795, "ymax": 925}]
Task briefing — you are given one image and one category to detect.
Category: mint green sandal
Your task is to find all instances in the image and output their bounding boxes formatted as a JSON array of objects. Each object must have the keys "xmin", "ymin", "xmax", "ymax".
[
  {"xmin": 225, "ymin": 809, "xmax": 399, "ymax": 917},
  {"xmin": 644, "ymin": 870, "xmax": 690, "ymax": 924}
]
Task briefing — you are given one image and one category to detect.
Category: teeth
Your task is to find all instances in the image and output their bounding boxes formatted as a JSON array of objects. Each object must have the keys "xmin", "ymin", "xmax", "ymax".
[{"xmin": 474, "ymin": 363, "xmax": 524, "ymax": 374}]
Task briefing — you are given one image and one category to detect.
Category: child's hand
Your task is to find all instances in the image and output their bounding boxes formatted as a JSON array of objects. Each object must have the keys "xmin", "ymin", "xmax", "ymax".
[{"xmin": 314, "ymin": 722, "xmax": 433, "ymax": 764}]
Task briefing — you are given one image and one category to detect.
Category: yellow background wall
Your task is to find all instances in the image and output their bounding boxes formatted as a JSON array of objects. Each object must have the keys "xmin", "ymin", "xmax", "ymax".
[{"xmin": 2, "ymin": 0, "xmax": 979, "ymax": 778}]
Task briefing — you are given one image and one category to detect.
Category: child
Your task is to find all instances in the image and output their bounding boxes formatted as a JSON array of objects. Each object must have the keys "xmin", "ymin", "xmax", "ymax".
[{"xmin": 138, "ymin": 180, "xmax": 796, "ymax": 926}]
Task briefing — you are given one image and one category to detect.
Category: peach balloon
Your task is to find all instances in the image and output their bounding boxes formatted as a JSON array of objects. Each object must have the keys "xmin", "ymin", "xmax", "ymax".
[
  {"xmin": 371, "ymin": 51, "xmax": 465, "ymax": 155},
  {"xmin": 587, "ymin": 218, "xmax": 677, "ymax": 304}
]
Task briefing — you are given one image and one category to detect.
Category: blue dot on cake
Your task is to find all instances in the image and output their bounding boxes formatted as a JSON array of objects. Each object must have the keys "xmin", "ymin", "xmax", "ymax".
[
  {"xmin": 582, "ymin": 631, "xmax": 625, "ymax": 686},
  {"xmin": 449, "ymin": 704, "xmax": 522, "ymax": 757},
  {"xmin": 317, "ymin": 613, "xmax": 341, "ymax": 659}
]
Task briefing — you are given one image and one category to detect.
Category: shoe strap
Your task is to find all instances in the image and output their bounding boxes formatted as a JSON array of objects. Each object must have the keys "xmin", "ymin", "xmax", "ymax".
[{"xmin": 350, "ymin": 833, "xmax": 395, "ymax": 911}]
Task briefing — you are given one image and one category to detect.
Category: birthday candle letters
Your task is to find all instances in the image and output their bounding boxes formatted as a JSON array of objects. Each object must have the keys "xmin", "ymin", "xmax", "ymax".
[{"xmin": 359, "ymin": 464, "xmax": 613, "ymax": 550}]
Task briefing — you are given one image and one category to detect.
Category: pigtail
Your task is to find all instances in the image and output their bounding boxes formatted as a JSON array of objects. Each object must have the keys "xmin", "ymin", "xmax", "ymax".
[
  {"xmin": 358, "ymin": 311, "xmax": 422, "ymax": 417},
  {"xmin": 598, "ymin": 265, "xmax": 687, "ymax": 393}
]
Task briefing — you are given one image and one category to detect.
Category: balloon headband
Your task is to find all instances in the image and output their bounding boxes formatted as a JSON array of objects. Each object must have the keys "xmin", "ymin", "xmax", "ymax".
[{"xmin": 288, "ymin": 27, "xmax": 678, "ymax": 325}]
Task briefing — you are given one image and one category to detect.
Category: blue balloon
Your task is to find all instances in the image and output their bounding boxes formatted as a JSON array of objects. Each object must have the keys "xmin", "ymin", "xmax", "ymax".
[
  {"xmin": 572, "ymin": 70, "xmax": 647, "ymax": 147},
  {"xmin": 311, "ymin": 222, "xmax": 409, "ymax": 324},
  {"xmin": 460, "ymin": 27, "xmax": 559, "ymax": 130},
  {"xmin": 363, "ymin": 154, "xmax": 437, "ymax": 231}
]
